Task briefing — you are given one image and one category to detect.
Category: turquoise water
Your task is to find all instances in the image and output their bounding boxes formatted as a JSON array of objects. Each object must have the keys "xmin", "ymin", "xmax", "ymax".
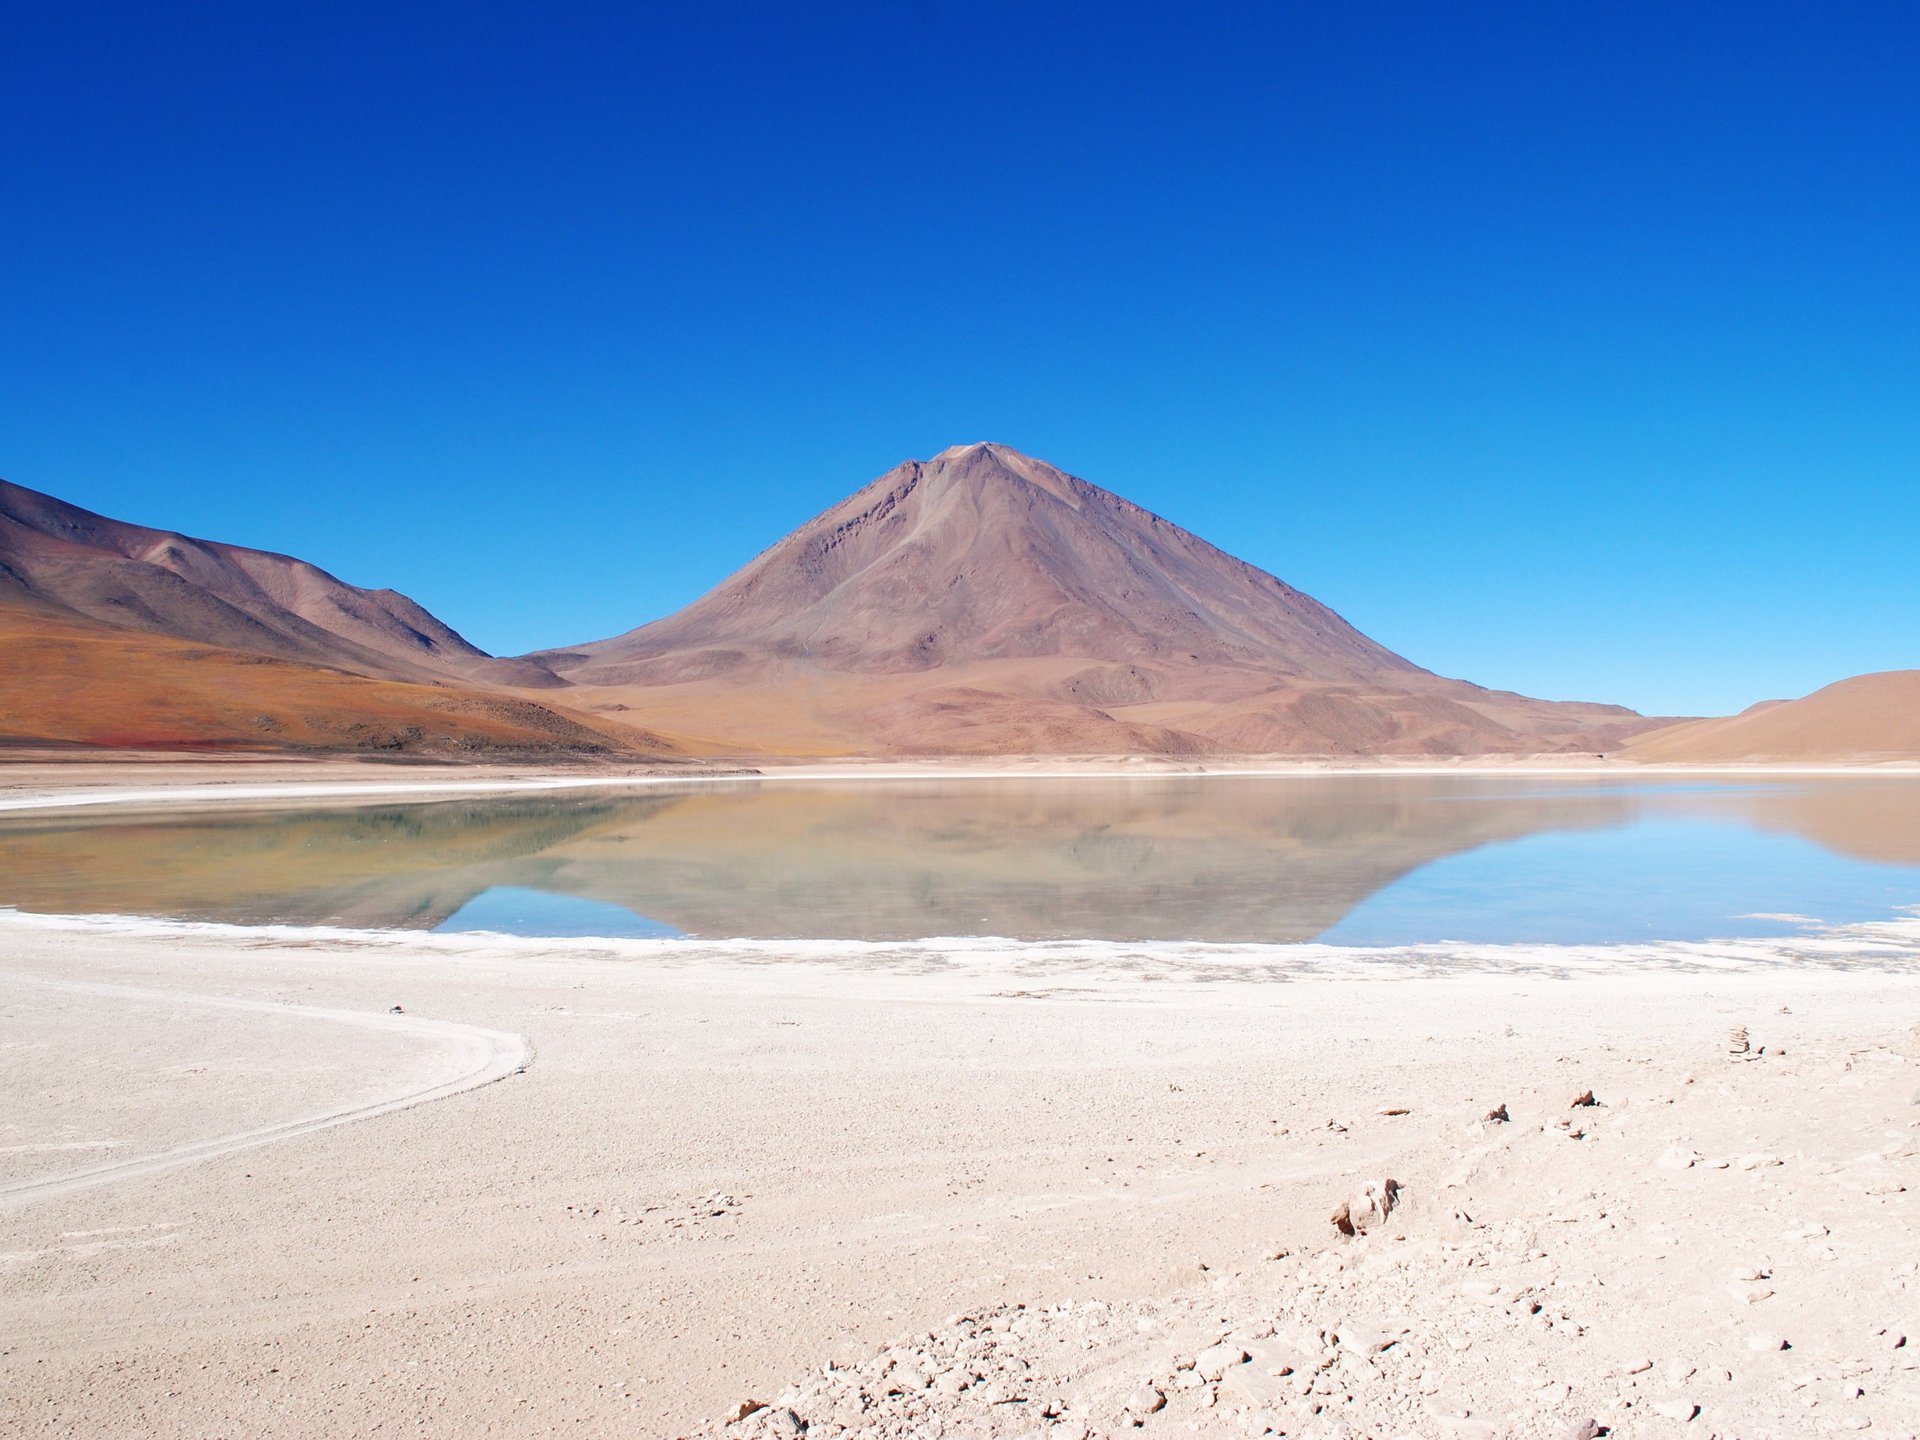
[{"xmin": 0, "ymin": 775, "xmax": 1916, "ymax": 946}]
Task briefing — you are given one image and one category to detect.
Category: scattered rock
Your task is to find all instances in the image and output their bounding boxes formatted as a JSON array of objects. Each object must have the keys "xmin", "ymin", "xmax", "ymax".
[
  {"xmin": 1122, "ymin": 1385, "xmax": 1165, "ymax": 1415},
  {"xmin": 1729, "ymin": 1025, "xmax": 1750, "ymax": 1056},
  {"xmin": 1194, "ymin": 1342, "xmax": 1249, "ymax": 1379},
  {"xmin": 1331, "ymin": 1178, "xmax": 1400, "ymax": 1236},
  {"xmin": 1657, "ymin": 1144, "xmax": 1705, "ymax": 1170},
  {"xmin": 1571, "ymin": 1089, "xmax": 1597, "ymax": 1108},
  {"xmin": 1746, "ymin": 1332, "xmax": 1788, "ymax": 1351},
  {"xmin": 723, "ymin": 1399, "xmax": 767, "ymax": 1424},
  {"xmin": 1651, "ymin": 1399, "xmax": 1699, "ymax": 1421},
  {"xmin": 1564, "ymin": 1420, "xmax": 1601, "ymax": 1440},
  {"xmin": 1221, "ymin": 1363, "xmax": 1288, "ymax": 1406},
  {"xmin": 1328, "ymin": 1319, "xmax": 1374, "ymax": 1352},
  {"xmin": 1484, "ymin": 1103, "xmax": 1510, "ymax": 1123}
]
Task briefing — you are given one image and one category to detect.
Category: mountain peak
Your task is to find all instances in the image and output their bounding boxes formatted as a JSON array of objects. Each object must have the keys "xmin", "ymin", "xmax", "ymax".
[
  {"xmin": 932, "ymin": 441, "xmax": 1003, "ymax": 461},
  {"xmin": 542, "ymin": 446, "xmax": 1420, "ymax": 686}
]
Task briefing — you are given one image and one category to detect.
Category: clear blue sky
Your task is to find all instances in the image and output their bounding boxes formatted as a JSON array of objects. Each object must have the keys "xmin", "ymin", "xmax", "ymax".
[{"xmin": 4, "ymin": 2, "xmax": 1915, "ymax": 718}]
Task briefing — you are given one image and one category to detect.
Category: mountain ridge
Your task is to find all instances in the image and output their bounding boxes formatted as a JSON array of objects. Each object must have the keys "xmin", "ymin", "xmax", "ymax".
[
  {"xmin": 1624, "ymin": 670, "xmax": 1920, "ymax": 763},
  {"xmin": 531, "ymin": 443, "xmax": 1660, "ymax": 757},
  {"xmin": 0, "ymin": 477, "xmax": 558, "ymax": 689},
  {"xmin": 0, "ymin": 479, "xmax": 662, "ymax": 757}
]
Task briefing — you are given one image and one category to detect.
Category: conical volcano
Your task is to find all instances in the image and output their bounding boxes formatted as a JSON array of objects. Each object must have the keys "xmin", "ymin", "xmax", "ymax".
[
  {"xmin": 535, "ymin": 445, "xmax": 1657, "ymax": 757},
  {"xmin": 549, "ymin": 442, "xmax": 1421, "ymax": 685}
]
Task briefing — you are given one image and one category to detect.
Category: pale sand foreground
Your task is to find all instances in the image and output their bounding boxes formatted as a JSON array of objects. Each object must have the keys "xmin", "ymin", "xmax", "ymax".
[{"xmin": 1, "ymin": 912, "xmax": 1917, "ymax": 1439}]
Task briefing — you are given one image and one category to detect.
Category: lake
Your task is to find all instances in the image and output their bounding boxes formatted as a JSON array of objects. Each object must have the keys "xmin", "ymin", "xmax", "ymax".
[{"xmin": 2, "ymin": 775, "xmax": 1918, "ymax": 946}]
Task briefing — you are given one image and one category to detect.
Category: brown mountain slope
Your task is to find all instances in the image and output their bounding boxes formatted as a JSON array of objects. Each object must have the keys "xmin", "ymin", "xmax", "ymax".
[
  {"xmin": 540, "ymin": 443, "xmax": 1419, "ymax": 685},
  {"xmin": 1625, "ymin": 671, "xmax": 1920, "ymax": 763},
  {"xmin": 0, "ymin": 610, "xmax": 670, "ymax": 757},
  {"xmin": 535, "ymin": 444, "xmax": 1658, "ymax": 757},
  {"xmin": 0, "ymin": 478, "xmax": 557, "ymax": 688}
]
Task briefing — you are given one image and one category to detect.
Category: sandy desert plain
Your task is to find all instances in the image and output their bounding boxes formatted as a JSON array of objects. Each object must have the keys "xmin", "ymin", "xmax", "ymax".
[{"xmin": 1, "ymin": 753, "xmax": 1917, "ymax": 1440}]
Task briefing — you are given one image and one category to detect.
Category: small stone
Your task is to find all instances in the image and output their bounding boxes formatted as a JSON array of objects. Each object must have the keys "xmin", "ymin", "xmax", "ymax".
[
  {"xmin": 1729, "ymin": 1025, "xmax": 1750, "ymax": 1055},
  {"xmin": 1570, "ymin": 1089, "xmax": 1597, "ymax": 1108},
  {"xmin": 1379, "ymin": 1106, "xmax": 1411, "ymax": 1116},
  {"xmin": 1747, "ymin": 1332, "xmax": 1788, "ymax": 1352},
  {"xmin": 760, "ymin": 1411, "xmax": 804, "ymax": 1437},
  {"xmin": 1123, "ymin": 1385, "xmax": 1165, "ymax": 1415},
  {"xmin": 1195, "ymin": 1343, "xmax": 1250, "ymax": 1379},
  {"xmin": 1658, "ymin": 1144, "xmax": 1705, "ymax": 1170},
  {"xmin": 1651, "ymin": 1399, "xmax": 1699, "ymax": 1421},
  {"xmin": 1334, "ymin": 1321, "xmax": 1393, "ymax": 1355},
  {"xmin": 724, "ymin": 1400, "xmax": 767, "ymax": 1424},
  {"xmin": 1484, "ymin": 1103, "xmax": 1510, "ymax": 1123},
  {"xmin": 1222, "ymin": 1364, "xmax": 1287, "ymax": 1406},
  {"xmin": 1564, "ymin": 1420, "xmax": 1601, "ymax": 1440}
]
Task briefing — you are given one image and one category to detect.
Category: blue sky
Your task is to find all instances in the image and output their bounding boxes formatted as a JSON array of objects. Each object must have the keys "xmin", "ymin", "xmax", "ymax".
[{"xmin": 3, "ymin": 2, "xmax": 1915, "ymax": 718}]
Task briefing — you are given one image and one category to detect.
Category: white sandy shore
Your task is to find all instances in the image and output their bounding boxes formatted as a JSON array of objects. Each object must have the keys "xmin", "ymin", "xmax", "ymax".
[{"xmin": 1, "ymin": 895, "xmax": 1917, "ymax": 1439}]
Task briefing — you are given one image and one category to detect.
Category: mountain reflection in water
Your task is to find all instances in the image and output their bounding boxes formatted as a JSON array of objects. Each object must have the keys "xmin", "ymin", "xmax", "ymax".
[{"xmin": 1, "ymin": 777, "xmax": 1917, "ymax": 945}]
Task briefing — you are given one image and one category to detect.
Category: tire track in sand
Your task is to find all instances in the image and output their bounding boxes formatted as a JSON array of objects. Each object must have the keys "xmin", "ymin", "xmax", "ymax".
[{"xmin": 0, "ymin": 975, "xmax": 530, "ymax": 1208}]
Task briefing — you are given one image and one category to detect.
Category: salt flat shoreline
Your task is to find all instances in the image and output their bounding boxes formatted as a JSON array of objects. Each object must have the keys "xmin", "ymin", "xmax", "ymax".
[
  {"xmin": 2, "ymin": 907, "xmax": 1917, "ymax": 1437},
  {"xmin": 2, "ymin": 762, "xmax": 1916, "ymax": 1438},
  {"xmin": 3, "ymin": 750, "xmax": 1919, "ymax": 816}
]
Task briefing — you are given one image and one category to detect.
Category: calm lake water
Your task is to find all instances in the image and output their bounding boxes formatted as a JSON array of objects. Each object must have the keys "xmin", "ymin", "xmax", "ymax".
[{"xmin": 3, "ymin": 776, "xmax": 1919, "ymax": 946}]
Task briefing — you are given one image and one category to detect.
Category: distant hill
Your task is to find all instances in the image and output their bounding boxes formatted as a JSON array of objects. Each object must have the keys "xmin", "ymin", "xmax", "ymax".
[
  {"xmin": 0, "ymin": 477, "xmax": 558, "ymax": 688},
  {"xmin": 533, "ymin": 443, "xmax": 1659, "ymax": 757},
  {"xmin": 1625, "ymin": 670, "xmax": 1920, "ymax": 763},
  {"xmin": 0, "ymin": 610, "xmax": 669, "ymax": 755},
  {"xmin": 0, "ymin": 479, "xmax": 665, "ymax": 757}
]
